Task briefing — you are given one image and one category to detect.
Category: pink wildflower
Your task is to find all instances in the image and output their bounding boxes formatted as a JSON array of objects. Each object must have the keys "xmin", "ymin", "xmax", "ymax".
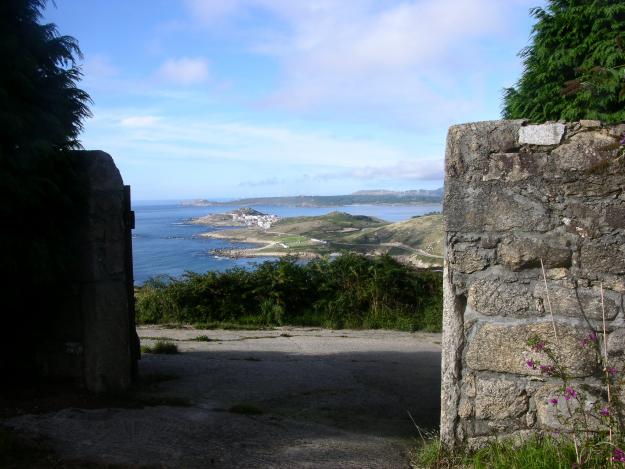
[
  {"xmin": 600, "ymin": 407, "xmax": 610, "ymax": 417},
  {"xmin": 549, "ymin": 398, "xmax": 559, "ymax": 406},
  {"xmin": 581, "ymin": 332, "xmax": 598, "ymax": 348},
  {"xmin": 564, "ymin": 386, "xmax": 577, "ymax": 401},
  {"xmin": 531, "ymin": 342, "xmax": 546, "ymax": 352},
  {"xmin": 526, "ymin": 359, "xmax": 537, "ymax": 370},
  {"xmin": 539, "ymin": 364, "xmax": 556, "ymax": 375},
  {"xmin": 608, "ymin": 367, "xmax": 618, "ymax": 376},
  {"xmin": 612, "ymin": 447, "xmax": 625, "ymax": 463}
]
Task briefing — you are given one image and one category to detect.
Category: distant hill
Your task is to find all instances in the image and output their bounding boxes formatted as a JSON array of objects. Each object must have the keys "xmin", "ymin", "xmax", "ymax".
[
  {"xmin": 351, "ymin": 188, "xmax": 443, "ymax": 197},
  {"xmin": 271, "ymin": 211, "xmax": 387, "ymax": 238},
  {"xmin": 182, "ymin": 188, "xmax": 443, "ymax": 207},
  {"xmin": 202, "ymin": 211, "xmax": 443, "ymax": 268}
]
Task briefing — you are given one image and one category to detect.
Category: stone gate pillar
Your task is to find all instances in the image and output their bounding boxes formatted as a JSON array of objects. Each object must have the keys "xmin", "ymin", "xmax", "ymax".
[
  {"xmin": 441, "ymin": 120, "xmax": 625, "ymax": 447},
  {"xmin": 78, "ymin": 150, "xmax": 138, "ymax": 392}
]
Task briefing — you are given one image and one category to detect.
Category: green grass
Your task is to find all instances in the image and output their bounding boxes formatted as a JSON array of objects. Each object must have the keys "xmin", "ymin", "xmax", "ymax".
[
  {"xmin": 193, "ymin": 335, "xmax": 212, "ymax": 342},
  {"xmin": 141, "ymin": 340, "xmax": 179, "ymax": 354},
  {"xmin": 412, "ymin": 437, "xmax": 589, "ymax": 469},
  {"xmin": 228, "ymin": 403, "xmax": 264, "ymax": 416}
]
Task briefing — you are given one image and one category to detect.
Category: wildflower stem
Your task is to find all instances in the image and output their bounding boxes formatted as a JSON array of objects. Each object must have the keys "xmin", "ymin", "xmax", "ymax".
[
  {"xmin": 601, "ymin": 282, "xmax": 613, "ymax": 444},
  {"xmin": 601, "ymin": 283, "xmax": 609, "ymax": 369},
  {"xmin": 540, "ymin": 258, "xmax": 559, "ymax": 344}
]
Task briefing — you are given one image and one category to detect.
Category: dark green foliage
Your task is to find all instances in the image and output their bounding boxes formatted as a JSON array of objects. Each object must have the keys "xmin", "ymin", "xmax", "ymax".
[
  {"xmin": 503, "ymin": 1, "xmax": 625, "ymax": 123},
  {"xmin": 0, "ymin": 0, "xmax": 91, "ymax": 153},
  {"xmin": 136, "ymin": 254, "xmax": 443, "ymax": 331},
  {"xmin": 0, "ymin": 1, "xmax": 91, "ymax": 373}
]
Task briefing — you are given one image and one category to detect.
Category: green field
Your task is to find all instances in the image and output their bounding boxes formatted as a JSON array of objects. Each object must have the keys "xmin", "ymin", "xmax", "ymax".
[{"xmin": 204, "ymin": 211, "xmax": 444, "ymax": 267}]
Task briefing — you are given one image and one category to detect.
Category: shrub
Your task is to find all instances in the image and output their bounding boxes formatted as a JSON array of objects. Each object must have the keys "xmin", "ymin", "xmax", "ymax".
[{"xmin": 135, "ymin": 254, "xmax": 443, "ymax": 331}]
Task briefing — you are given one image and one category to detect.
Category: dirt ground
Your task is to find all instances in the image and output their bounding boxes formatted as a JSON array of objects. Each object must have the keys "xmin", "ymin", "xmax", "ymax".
[{"xmin": 4, "ymin": 327, "xmax": 442, "ymax": 468}]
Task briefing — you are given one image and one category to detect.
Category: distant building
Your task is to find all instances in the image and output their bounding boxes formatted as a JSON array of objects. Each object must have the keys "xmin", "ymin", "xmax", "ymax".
[{"xmin": 231, "ymin": 209, "xmax": 279, "ymax": 229}]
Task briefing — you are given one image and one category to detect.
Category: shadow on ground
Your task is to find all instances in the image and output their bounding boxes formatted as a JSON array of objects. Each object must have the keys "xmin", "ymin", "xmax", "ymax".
[{"xmin": 3, "ymin": 329, "xmax": 441, "ymax": 468}]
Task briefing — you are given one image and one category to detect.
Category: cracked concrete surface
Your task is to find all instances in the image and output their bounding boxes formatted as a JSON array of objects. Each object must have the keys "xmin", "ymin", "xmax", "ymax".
[{"xmin": 5, "ymin": 327, "xmax": 441, "ymax": 468}]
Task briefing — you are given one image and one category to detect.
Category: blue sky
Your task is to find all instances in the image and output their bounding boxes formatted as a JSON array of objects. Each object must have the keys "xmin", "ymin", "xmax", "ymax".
[{"xmin": 44, "ymin": 0, "xmax": 544, "ymax": 201}]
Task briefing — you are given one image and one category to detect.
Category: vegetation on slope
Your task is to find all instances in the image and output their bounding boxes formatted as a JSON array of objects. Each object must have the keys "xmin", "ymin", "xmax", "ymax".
[
  {"xmin": 204, "ymin": 212, "xmax": 444, "ymax": 267},
  {"xmin": 272, "ymin": 211, "xmax": 387, "ymax": 235},
  {"xmin": 339, "ymin": 213, "xmax": 443, "ymax": 263},
  {"xmin": 136, "ymin": 254, "xmax": 443, "ymax": 332}
]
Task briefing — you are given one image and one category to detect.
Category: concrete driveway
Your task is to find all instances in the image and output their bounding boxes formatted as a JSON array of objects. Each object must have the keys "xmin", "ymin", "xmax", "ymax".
[{"xmin": 5, "ymin": 327, "xmax": 441, "ymax": 468}]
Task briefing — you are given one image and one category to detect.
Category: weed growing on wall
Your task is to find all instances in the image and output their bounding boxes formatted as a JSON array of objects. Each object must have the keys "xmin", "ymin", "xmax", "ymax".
[{"xmin": 524, "ymin": 319, "xmax": 625, "ymax": 467}]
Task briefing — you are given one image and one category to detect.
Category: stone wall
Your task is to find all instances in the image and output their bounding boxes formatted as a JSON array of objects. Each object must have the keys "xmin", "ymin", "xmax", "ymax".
[
  {"xmin": 37, "ymin": 150, "xmax": 138, "ymax": 392},
  {"xmin": 441, "ymin": 120, "xmax": 625, "ymax": 447}
]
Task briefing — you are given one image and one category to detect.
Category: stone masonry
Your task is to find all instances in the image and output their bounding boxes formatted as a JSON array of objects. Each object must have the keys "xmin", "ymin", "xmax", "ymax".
[
  {"xmin": 78, "ymin": 150, "xmax": 139, "ymax": 392},
  {"xmin": 441, "ymin": 120, "xmax": 625, "ymax": 447},
  {"xmin": 36, "ymin": 151, "xmax": 139, "ymax": 392}
]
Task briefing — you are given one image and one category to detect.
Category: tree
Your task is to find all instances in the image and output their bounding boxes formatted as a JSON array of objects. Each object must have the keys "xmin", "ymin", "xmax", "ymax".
[
  {"xmin": 0, "ymin": 0, "xmax": 91, "ymax": 156},
  {"xmin": 0, "ymin": 0, "xmax": 91, "ymax": 373},
  {"xmin": 503, "ymin": 1, "xmax": 625, "ymax": 123}
]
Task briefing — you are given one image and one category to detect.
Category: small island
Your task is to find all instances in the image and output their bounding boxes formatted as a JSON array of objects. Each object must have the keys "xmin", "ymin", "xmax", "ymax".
[{"xmin": 191, "ymin": 209, "xmax": 444, "ymax": 268}]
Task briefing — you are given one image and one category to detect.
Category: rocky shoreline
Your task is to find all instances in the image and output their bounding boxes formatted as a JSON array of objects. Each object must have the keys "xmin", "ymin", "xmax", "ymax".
[{"xmin": 212, "ymin": 247, "xmax": 323, "ymax": 259}]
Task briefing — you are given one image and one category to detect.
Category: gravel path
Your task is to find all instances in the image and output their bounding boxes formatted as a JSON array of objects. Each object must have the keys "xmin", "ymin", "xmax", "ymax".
[{"xmin": 5, "ymin": 327, "xmax": 441, "ymax": 468}]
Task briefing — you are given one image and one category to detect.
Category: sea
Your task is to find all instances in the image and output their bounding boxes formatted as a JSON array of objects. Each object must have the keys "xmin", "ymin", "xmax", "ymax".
[{"xmin": 132, "ymin": 201, "xmax": 442, "ymax": 284}]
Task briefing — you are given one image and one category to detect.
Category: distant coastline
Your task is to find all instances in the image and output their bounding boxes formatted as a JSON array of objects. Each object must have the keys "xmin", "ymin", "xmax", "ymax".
[
  {"xmin": 132, "ymin": 201, "xmax": 442, "ymax": 283},
  {"xmin": 181, "ymin": 188, "xmax": 443, "ymax": 208},
  {"xmin": 191, "ymin": 209, "xmax": 443, "ymax": 269}
]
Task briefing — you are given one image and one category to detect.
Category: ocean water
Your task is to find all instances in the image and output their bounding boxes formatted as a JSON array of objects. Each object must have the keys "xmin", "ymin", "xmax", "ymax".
[{"xmin": 132, "ymin": 201, "xmax": 442, "ymax": 284}]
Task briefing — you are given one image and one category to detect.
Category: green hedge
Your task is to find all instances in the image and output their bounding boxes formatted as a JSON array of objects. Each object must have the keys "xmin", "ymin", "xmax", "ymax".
[{"xmin": 136, "ymin": 254, "xmax": 443, "ymax": 331}]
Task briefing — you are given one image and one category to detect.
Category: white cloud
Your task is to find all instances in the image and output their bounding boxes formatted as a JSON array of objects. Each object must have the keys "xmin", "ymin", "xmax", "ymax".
[
  {"xmin": 158, "ymin": 57, "xmax": 210, "ymax": 85},
  {"xmin": 84, "ymin": 110, "xmax": 427, "ymax": 169},
  {"xmin": 316, "ymin": 160, "xmax": 444, "ymax": 181},
  {"xmin": 119, "ymin": 116, "xmax": 162, "ymax": 128},
  {"xmin": 183, "ymin": 0, "xmax": 539, "ymax": 126}
]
